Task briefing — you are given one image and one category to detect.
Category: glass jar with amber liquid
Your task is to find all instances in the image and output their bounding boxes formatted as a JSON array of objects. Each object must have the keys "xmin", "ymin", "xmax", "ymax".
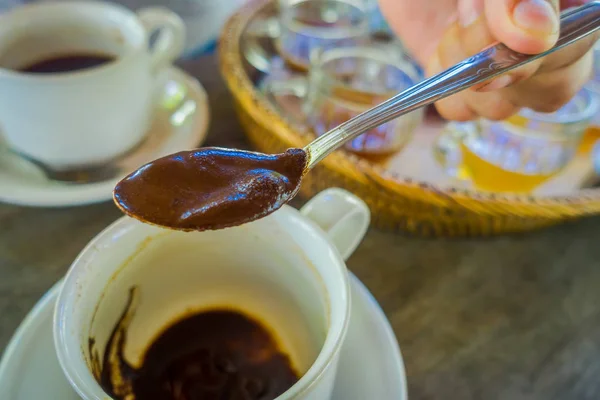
[
  {"xmin": 305, "ymin": 46, "xmax": 424, "ymax": 158},
  {"xmin": 277, "ymin": 0, "xmax": 370, "ymax": 72},
  {"xmin": 437, "ymin": 88, "xmax": 599, "ymax": 193},
  {"xmin": 265, "ymin": 45, "xmax": 423, "ymax": 159}
]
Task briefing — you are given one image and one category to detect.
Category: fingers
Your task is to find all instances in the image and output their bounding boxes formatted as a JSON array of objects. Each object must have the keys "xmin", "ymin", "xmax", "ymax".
[
  {"xmin": 377, "ymin": 0, "xmax": 458, "ymax": 65},
  {"xmin": 536, "ymin": 31, "xmax": 600, "ymax": 72},
  {"xmin": 423, "ymin": 0, "xmax": 592, "ymax": 121},
  {"xmin": 464, "ymin": 92, "xmax": 521, "ymax": 120},
  {"xmin": 455, "ymin": 0, "xmax": 543, "ymax": 93},
  {"xmin": 434, "ymin": 97, "xmax": 477, "ymax": 122},
  {"xmin": 463, "ymin": 1, "xmax": 597, "ymax": 99},
  {"xmin": 435, "ymin": 90, "xmax": 521, "ymax": 121},
  {"xmin": 505, "ymin": 50, "xmax": 594, "ymax": 112},
  {"xmin": 436, "ymin": 52, "xmax": 593, "ymax": 119},
  {"xmin": 484, "ymin": 0, "xmax": 560, "ymax": 54},
  {"xmin": 427, "ymin": 29, "xmax": 521, "ymax": 122},
  {"xmin": 427, "ymin": 51, "xmax": 477, "ymax": 121},
  {"xmin": 427, "ymin": 12, "xmax": 523, "ymax": 121},
  {"xmin": 457, "ymin": 0, "xmax": 491, "ymax": 52},
  {"xmin": 435, "ymin": 24, "xmax": 467, "ymax": 69}
]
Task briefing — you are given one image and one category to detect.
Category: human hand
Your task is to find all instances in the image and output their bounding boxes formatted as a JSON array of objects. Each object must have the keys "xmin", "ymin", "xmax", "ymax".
[{"xmin": 378, "ymin": 0, "xmax": 599, "ymax": 121}]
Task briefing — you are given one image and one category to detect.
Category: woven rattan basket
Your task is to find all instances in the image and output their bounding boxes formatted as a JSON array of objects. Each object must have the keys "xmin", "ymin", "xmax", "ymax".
[{"xmin": 218, "ymin": 0, "xmax": 600, "ymax": 237}]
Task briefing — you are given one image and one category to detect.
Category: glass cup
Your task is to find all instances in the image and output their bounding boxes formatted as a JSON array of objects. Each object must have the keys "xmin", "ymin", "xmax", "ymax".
[
  {"xmin": 266, "ymin": 46, "xmax": 423, "ymax": 159},
  {"xmin": 277, "ymin": 0, "xmax": 369, "ymax": 71},
  {"xmin": 54, "ymin": 188, "xmax": 370, "ymax": 400},
  {"xmin": 435, "ymin": 88, "xmax": 599, "ymax": 193}
]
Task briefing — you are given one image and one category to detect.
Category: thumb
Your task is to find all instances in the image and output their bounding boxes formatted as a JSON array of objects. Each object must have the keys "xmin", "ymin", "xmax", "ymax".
[{"xmin": 484, "ymin": 0, "xmax": 560, "ymax": 54}]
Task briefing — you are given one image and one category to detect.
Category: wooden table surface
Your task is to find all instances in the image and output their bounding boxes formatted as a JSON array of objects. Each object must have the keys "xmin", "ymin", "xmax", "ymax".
[{"xmin": 2, "ymin": 56, "xmax": 600, "ymax": 400}]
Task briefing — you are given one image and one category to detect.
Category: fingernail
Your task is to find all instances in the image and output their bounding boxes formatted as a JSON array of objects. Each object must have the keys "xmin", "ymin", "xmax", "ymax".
[
  {"xmin": 458, "ymin": 0, "xmax": 484, "ymax": 27},
  {"xmin": 513, "ymin": 0, "xmax": 559, "ymax": 35},
  {"xmin": 476, "ymin": 74, "xmax": 514, "ymax": 92}
]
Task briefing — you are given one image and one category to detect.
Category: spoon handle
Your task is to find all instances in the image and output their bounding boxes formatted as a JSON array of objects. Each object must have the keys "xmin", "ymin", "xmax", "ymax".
[{"xmin": 305, "ymin": 1, "xmax": 600, "ymax": 168}]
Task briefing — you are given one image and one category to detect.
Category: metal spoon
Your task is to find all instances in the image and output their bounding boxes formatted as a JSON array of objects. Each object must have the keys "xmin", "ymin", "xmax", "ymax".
[{"xmin": 114, "ymin": 2, "xmax": 600, "ymax": 231}]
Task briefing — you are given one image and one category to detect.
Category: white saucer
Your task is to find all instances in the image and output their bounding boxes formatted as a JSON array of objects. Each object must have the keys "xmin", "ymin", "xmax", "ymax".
[
  {"xmin": 0, "ymin": 273, "xmax": 406, "ymax": 400},
  {"xmin": 0, "ymin": 67, "xmax": 210, "ymax": 207}
]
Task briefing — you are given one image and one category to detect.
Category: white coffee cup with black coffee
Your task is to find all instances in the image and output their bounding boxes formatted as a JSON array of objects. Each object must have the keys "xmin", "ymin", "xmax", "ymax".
[{"xmin": 0, "ymin": 1, "xmax": 185, "ymax": 170}]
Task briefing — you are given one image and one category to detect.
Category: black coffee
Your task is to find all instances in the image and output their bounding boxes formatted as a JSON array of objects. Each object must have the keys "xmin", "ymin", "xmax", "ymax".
[
  {"xmin": 92, "ymin": 287, "xmax": 300, "ymax": 400},
  {"xmin": 19, "ymin": 53, "xmax": 114, "ymax": 74}
]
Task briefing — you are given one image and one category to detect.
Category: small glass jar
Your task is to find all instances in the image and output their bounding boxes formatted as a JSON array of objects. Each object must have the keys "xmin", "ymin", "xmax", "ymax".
[
  {"xmin": 305, "ymin": 46, "xmax": 423, "ymax": 158},
  {"xmin": 436, "ymin": 88, "xmax": 599, "ymax": 193},
  {"xmin": 277, "ymin": 0, "xmax": 369, "ymax": 71},
  {"xmin": 264, "ymin": 45, "xmax": 423, "ymax": 159}
]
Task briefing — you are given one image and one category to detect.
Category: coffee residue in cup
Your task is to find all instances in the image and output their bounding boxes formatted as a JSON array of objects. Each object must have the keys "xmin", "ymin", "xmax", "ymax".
[
  {"xmin": 91, "ymin": 287, "xmax": 300, "ymax": 400},
  {"xmin": 19, "ymin": 53, "xmax": 115, "ymax": 74},
  {"xmin": 113, "ymin": 147, "xmax": 308, "ymax": 231}
]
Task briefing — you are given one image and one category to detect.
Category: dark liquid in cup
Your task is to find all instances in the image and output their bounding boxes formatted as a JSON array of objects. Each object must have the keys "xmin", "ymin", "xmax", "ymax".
[
  {"xmin": 19, "ymin": 53, "xmax": 114, "ymax": 74},
  {"xmin": 91, "ymin": 287, "xmax": 300, "ymax": 400}
]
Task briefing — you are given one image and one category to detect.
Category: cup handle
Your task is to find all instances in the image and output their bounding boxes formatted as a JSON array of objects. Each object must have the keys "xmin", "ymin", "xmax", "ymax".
[
  {"xmin": 300, "ymin": 188, "xmax": 370, "ymax": 261},
  {"xmin": 137, "ymin": 7, "xmax": 186, "ymax": 73}
]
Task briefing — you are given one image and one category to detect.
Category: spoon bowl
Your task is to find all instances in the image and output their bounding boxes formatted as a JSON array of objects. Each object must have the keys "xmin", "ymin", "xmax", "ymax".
[{"xmin": 113, "ymin": 147, "xmax": 308, "ymax": 231}]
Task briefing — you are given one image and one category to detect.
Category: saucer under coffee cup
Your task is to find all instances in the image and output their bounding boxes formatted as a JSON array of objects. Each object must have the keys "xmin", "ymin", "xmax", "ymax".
[{"xmin": 0, "ymin": 1, "xmax": 185, "ymax": 170}]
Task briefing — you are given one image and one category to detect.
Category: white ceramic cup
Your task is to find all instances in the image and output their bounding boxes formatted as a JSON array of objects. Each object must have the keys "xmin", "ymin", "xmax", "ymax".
[
  {"xmin": 0, "ymin": 1, "xmax": 185, "ymax": 170},
  {"xmin": 54, "ymin": 188, "xmax": 370, "ymax": 400}
]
